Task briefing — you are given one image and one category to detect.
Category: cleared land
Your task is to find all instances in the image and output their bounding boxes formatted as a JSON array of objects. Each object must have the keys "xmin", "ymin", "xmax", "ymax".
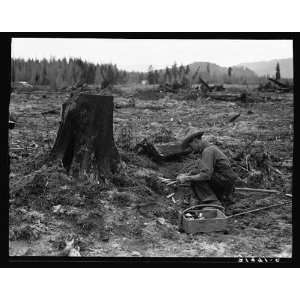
[{"xmin": 9, "ymin": 85, "xmax": 293, "ymax": 257}]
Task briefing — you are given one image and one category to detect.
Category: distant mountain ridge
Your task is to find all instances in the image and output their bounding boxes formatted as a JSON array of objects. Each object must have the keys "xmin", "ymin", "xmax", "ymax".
[
  {"xmin": 186, "ymin": 61, "xmax": 258, "ymax": 84},
  {"xmin": 237, "ymin": 58, "xmax": 293, "ymax": 78},
  {"xmin": 188, "ymin": 61, "xmax": 257, "ymax": 77}
]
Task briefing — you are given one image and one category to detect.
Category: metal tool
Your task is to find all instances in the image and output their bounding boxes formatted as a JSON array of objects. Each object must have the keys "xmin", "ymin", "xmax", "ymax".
[{"xmin": 227, "ymin": 200, "xmax": 292, "ymax": 219}]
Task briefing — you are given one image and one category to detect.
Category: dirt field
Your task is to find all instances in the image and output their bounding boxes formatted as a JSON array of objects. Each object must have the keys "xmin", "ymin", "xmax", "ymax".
[{"xmin": 9, "ymin": 85, "xmax": 293, "ymax": 257}]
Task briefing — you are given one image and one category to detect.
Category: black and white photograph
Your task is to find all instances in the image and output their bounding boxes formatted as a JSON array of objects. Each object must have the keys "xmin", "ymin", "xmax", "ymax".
[{"xmin": 8, "ymin": 37, "xmax": 293, "ymax": 261}]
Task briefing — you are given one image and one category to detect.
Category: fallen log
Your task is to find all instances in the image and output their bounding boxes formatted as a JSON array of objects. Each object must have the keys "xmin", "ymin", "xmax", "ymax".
[
  {"xmin": 135, "ymin": 130, "xmax": 204, "ymax": 162},
  {"xmin": 268, "ymin": 78, "xmax": 293, "ymax": 92},
  {"xmin": 135, "ymin": 139, "xmax": 192, "ymax": 162},
  {"xmin": 208, "ymin": 92, "xmax": 263, "ymax": 103},
  {"xmin": 268, "ymin": 78, "xmax": 289, "ymax": 88},
  {"xmin": 208, "ymin": 92, "xmax": 241, "ymax": 101}
]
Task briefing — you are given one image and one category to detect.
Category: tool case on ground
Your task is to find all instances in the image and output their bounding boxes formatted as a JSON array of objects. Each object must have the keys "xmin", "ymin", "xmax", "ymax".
[{"xmin": 178, "ymin": 204, "xmax": 227, "ymax": 234}]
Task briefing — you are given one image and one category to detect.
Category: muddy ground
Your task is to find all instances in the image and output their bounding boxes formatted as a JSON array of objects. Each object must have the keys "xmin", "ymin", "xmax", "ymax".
[{"xmin": 9, "ymin": 85, "xmax": 293, "ymax": 257}]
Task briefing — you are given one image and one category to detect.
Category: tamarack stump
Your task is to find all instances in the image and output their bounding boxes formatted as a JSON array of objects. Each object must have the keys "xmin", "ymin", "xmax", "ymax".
[{"xmin": 51, "ymin": 94, "xmax": 120, "ymax": 181}]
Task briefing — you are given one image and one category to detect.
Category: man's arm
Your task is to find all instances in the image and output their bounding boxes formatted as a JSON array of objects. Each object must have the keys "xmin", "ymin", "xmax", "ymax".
[
  {"xmin": 188, "ymin": 172, "xmax": 210, "ymax": 182},
  {"xmin": 177, "ymin": 148, "xmax": 215, "ymax": 183}
]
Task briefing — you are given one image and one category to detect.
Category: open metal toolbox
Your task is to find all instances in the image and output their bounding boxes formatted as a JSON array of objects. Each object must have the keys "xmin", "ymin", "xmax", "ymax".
[{"xmin": 178, "ymin": 204, "xmax": 227, "ymax": 234}]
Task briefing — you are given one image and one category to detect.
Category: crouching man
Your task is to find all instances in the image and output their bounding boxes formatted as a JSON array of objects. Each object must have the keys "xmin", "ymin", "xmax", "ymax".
[{"xmin": 176, "ymin": 135, "xmax": 239, "ymax": 209}]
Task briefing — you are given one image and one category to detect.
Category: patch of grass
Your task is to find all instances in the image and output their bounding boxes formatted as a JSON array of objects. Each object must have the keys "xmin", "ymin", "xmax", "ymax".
[{"xmin": 109, "ymin": 190, "xmax": 137, "ymax": 207}]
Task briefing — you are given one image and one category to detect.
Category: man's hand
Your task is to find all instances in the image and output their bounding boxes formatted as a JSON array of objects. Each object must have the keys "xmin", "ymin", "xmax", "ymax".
[
  {"xmin": 235, "ymin": 177, "xmax": 247, "ymax": 187},
  {"xmin": 176, "ymin": 174, "xmax": 190, "ymax": 184}
]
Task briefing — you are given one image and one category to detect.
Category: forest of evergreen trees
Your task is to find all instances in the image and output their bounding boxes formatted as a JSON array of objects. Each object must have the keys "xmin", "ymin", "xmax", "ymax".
[{"xmin": 11, "ymin": 58, "xmax": 144, "ymax": 89}]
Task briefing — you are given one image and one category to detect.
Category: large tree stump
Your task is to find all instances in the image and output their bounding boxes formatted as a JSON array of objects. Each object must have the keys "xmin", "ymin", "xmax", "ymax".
[{"xmin": 51, "ymin": 94, "xmax": 120, "ymax": 181}]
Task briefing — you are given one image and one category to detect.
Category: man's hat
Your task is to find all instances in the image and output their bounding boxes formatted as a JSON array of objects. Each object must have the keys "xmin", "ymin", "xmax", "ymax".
[{"xmin": 181, "ymin": 130, "xmax": 204, "ymax": 149}]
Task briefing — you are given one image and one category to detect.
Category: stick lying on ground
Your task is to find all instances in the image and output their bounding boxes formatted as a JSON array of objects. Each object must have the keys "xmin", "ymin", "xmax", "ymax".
[
  {"xmin": 158, "ymin": 176, "xmax": 173, "ymax": 181},
  {"xmin": 157, "ymin": 176, "xmax": 174, "ymax": 183},
  {"xmin": 166, "ymin": 181, "xmax": 177, "ymax": 186},
  {"xmin": 235, "ymin": 188, "xmax": 292, "ymax": 198},
  {"xmin": 166, "ymin": 192, "xmax": 175, "ymax": 199},
  {"xmin": 235, "ymin": 187, "xmax": 280, "ymax": 194}
]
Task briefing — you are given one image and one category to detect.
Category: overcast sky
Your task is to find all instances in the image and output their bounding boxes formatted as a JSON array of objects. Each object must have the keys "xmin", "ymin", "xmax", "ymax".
[{"xmin": 11, "ymin": 38, "xmax": 293, "ymax": 72}]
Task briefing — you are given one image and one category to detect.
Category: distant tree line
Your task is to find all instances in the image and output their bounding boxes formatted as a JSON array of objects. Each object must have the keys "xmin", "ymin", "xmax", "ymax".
[{"xmin": 11, "ymin": 58, "xmax": 134, "ymax": 89}]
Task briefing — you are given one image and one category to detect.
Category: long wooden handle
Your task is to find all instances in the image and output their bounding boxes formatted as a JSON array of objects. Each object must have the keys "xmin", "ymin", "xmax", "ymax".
[
  {"xmin": 227, "ymin": 200, "xmax": 292, "ymax": 219},
  {"xmin": 235, "ymin": 187, "xmax": 280, "ymax": 193}
]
